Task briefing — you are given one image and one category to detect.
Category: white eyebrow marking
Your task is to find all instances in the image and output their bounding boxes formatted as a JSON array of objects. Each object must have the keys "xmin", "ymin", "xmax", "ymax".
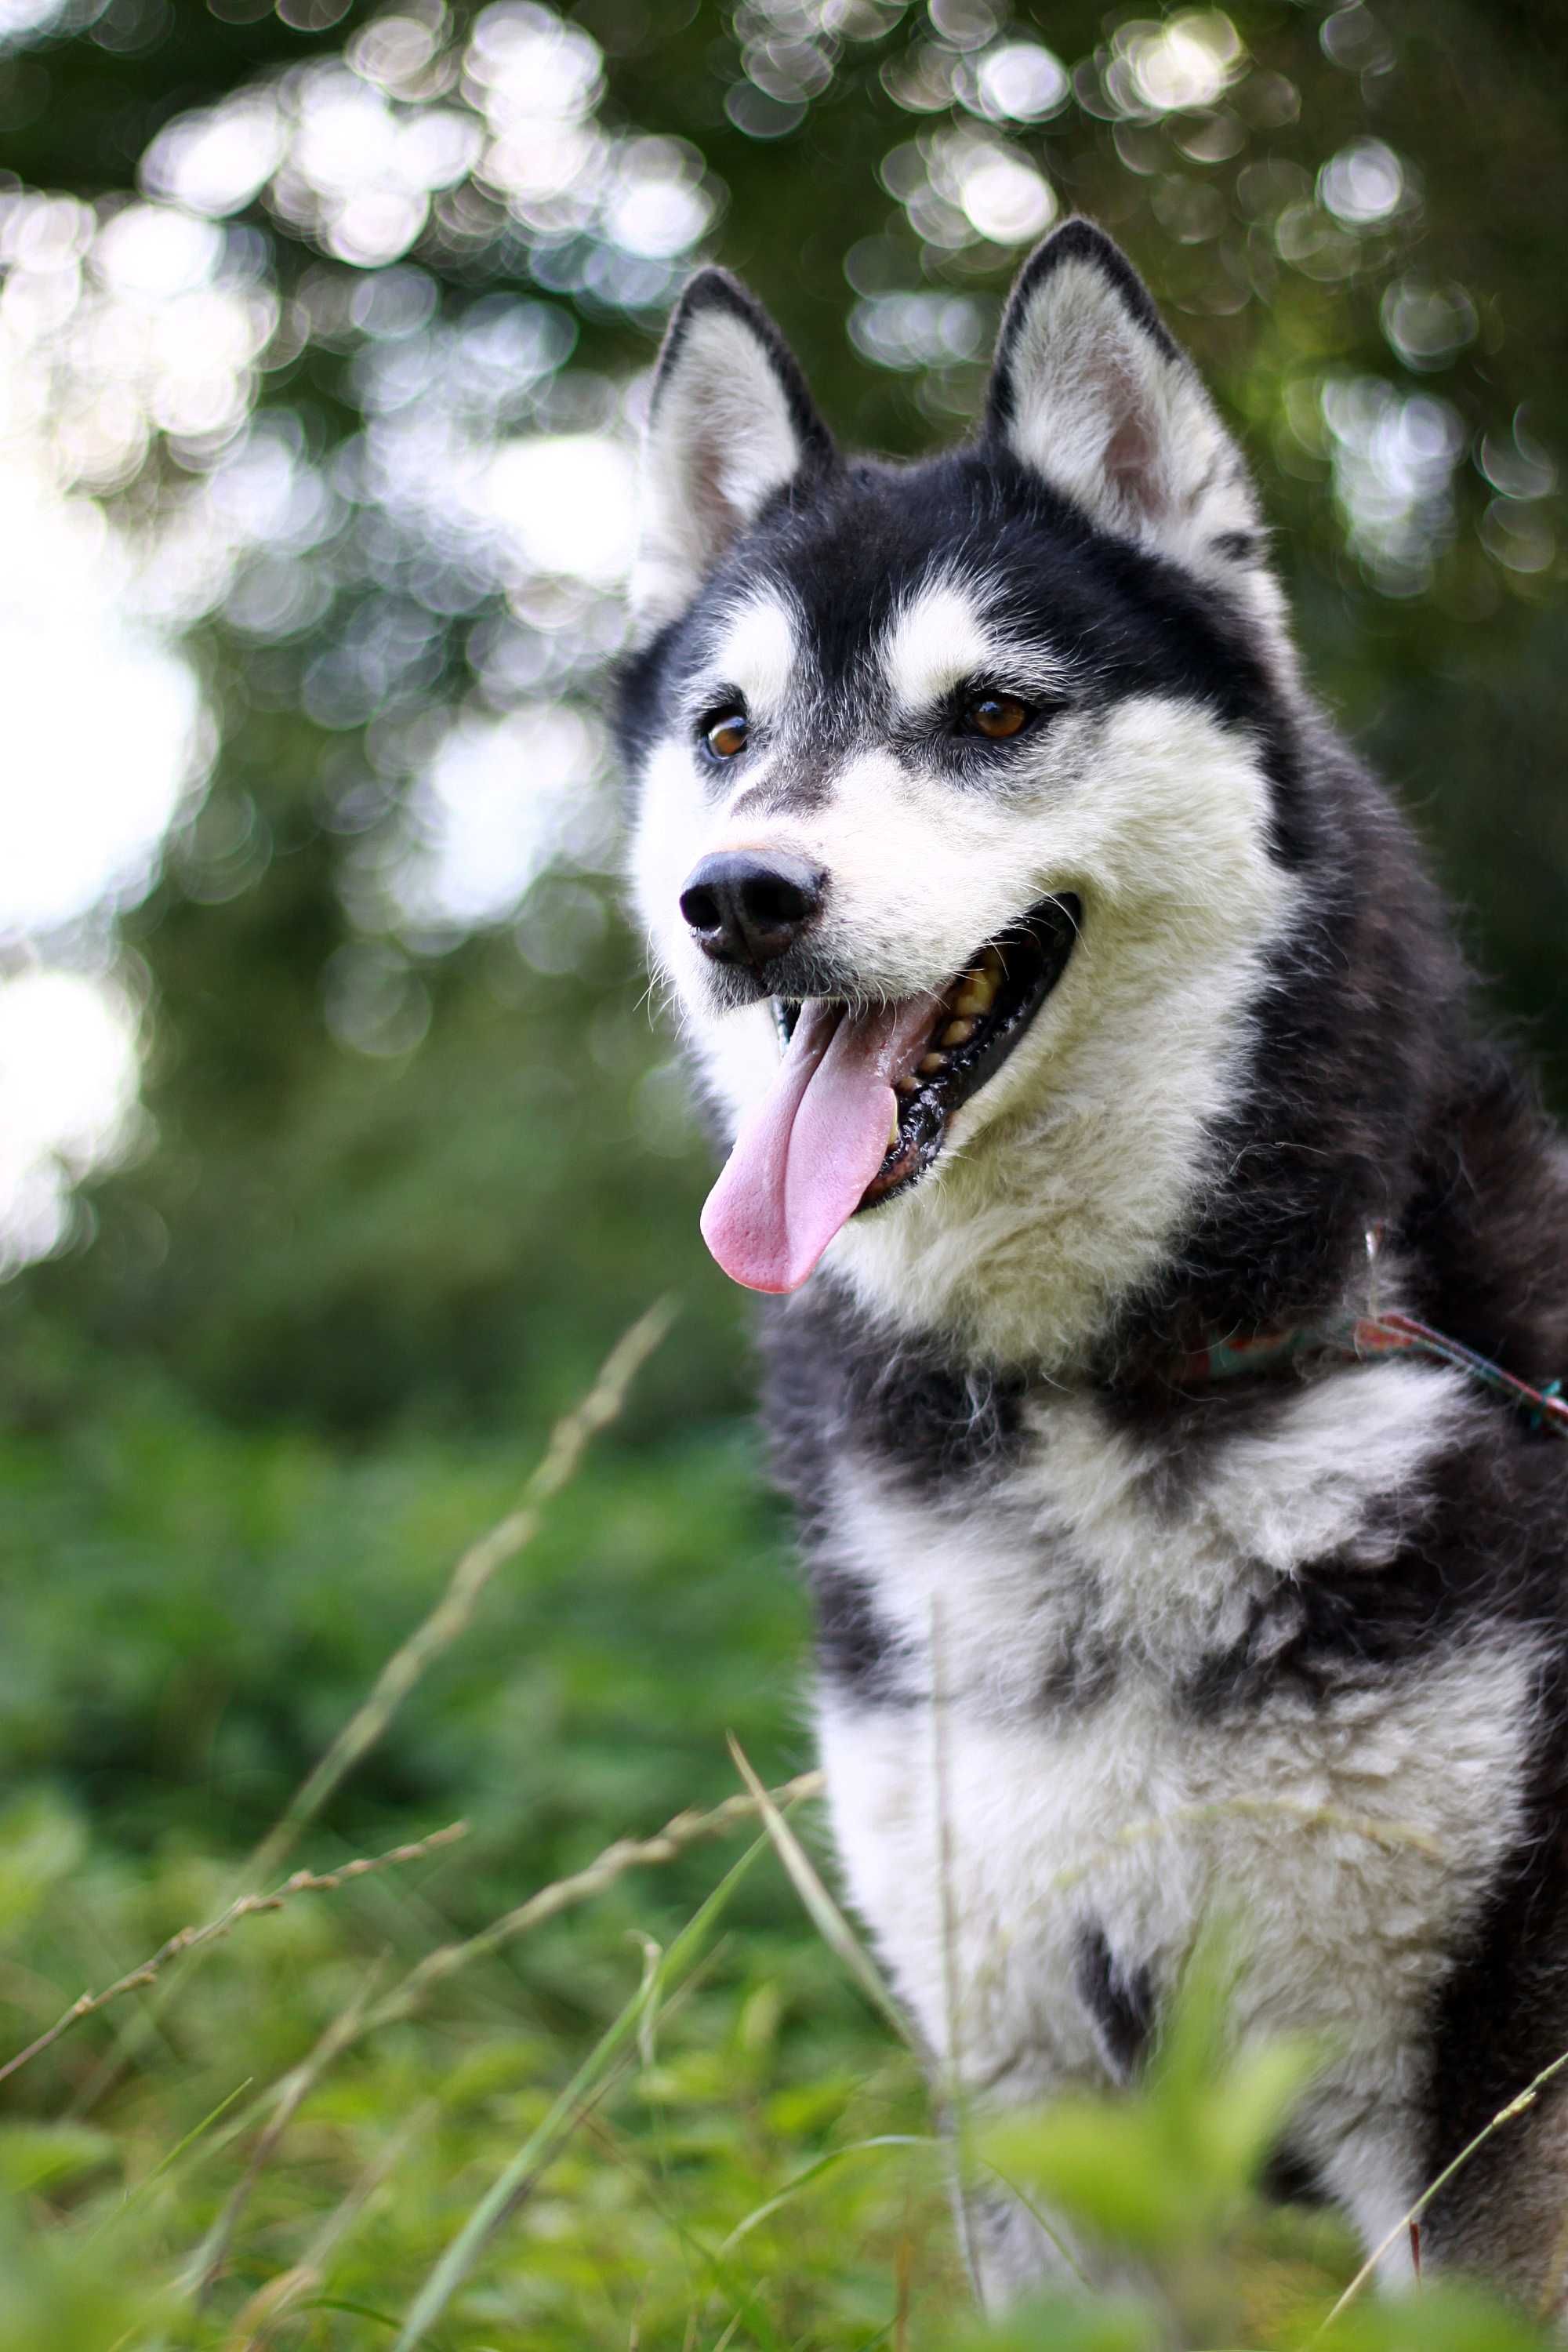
[
  {"xmin": 882, "ymin": 575, "xmax": 995, "ymax": 713},
  {"xmin": 709, "ymin": 593, "xmax": 799, "ymax": 721}
]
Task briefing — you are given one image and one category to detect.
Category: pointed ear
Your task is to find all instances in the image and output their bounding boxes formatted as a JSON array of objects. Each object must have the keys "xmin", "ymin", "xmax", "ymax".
[
  {"xmin": 632, "ymin": 270, "xmax": 833, "ymax": 635},
  {"xmin": 985, "ymin": 221, "xmax": 1262, "ymax": 577}
]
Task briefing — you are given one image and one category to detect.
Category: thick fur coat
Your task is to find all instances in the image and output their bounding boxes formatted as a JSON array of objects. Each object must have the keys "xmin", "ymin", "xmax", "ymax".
[{"xmin": 619, "ymin": 220, "xmax": 1568, "ymax": 2314}]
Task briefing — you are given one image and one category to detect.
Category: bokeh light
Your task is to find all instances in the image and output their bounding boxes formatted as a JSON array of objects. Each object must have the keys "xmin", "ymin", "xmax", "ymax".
[
  {"xmin": 0, "ymin": 441, "xmax": 203, "ymax": 938},
  {"xmin": 0, "ymin": 0, "xmax": 68, "ymax": 42},
  {"xmin": 0, "ymin": 966, "xmax": 140, "ymax": 1272}
]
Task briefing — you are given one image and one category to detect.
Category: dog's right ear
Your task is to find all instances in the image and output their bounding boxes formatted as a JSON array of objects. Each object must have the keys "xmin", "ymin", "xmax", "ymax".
[
  {"xmin": 985, "ymin": 220, "xmax": 1262, "ymax": 580},
  {"xmin": 632, "ymin": 270, "xmax": 833, "ymax": 637}
]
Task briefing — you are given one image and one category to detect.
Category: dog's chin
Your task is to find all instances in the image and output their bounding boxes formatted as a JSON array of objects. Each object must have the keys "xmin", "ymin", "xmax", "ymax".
[{"xmin": 771, "ymin": 892, "xmax": 1082, "ymax": 1217}]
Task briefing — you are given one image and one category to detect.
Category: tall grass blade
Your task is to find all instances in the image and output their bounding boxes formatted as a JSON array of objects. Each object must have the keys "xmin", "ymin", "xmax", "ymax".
[
  {"xmin": 1314, "ymin": 2038, "xmax": 1568, "ymax": 2334},
  {"xmin": 93, "ymin": 2077, "xmax": 254, "ymax": 2239},
  {"xmin": 229, "ymin": 2102, "xmax": 435, "ymax": 2350},
  {"xmin": 0, "ymin": 1824, "xmax": 465, "ymax": 2092},
  {"xmin": 390, "ymin": 1831, "xmax": 771, "ymax": 2351},
  {"xmin": 726, "ymin": 1735, "xmax": 908, "ymax": 2043},
  {"xmin": 186, "ymin": 1963, "xmax": 387, "ymax": 2303},
  {"xmin": 719, "ymin": 2136, "xmax": 938, "ymax": 2253}
]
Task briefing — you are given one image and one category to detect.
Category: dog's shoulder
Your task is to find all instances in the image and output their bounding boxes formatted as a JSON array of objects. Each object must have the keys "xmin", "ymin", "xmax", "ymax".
[{"xmin": 766, "ymin": 1271, "xmax": 1568, "ymax": 1719}]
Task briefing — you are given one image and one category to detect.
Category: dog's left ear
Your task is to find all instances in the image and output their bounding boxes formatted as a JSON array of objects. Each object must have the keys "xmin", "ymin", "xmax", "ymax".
[
  {"xmin": 985, "ymin": 221, "xmax": 1261, "ymax": 574},
  {"xmin": 632, "ymin": 270, "xmax": 833, "ymax": 636}
]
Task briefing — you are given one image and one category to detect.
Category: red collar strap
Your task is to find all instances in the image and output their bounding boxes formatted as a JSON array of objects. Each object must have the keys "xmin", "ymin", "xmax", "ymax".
[{"xmin": 1174, "ymin": 1232, "xmax": 1568, "ymax": 1437}]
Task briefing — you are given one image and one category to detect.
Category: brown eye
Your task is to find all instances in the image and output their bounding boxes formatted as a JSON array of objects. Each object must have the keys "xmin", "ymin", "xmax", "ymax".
[
  {"xmin": 964, "ymin": 695, "xmax": 1029, "ymax": 742},
  {"xmin": 704, "ymin": 710, "xmax": 749, "ymax": 760}
]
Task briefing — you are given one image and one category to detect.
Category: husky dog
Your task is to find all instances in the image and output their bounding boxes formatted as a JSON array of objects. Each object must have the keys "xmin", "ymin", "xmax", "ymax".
[{"xmin": 620, "ymin": 221, "xmax": 1568, "ymax": 2312}]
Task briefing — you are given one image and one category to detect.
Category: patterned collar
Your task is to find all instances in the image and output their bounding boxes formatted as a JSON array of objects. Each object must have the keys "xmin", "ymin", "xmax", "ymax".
[{"xmin": 1174, "ymin": 1232, "xmax": 1568, "ymax": 1437}]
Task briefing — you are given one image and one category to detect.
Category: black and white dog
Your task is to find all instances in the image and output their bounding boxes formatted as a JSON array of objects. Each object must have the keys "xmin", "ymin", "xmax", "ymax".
[{"xmin": 620, "ymin": 220, "xmax": 1568, "ymax": 2313}]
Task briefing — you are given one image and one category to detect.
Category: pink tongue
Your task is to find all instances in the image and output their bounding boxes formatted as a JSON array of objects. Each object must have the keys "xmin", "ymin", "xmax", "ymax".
[{"xmin": 702, "ymin": 993, "xmax": 944, "ymax": 1293}]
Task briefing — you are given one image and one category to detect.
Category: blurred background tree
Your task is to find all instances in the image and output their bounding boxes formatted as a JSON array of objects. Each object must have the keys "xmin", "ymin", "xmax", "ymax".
[{"xmin": 0, "ymin": 0, "xmax": 1563, "ymax": 1848}]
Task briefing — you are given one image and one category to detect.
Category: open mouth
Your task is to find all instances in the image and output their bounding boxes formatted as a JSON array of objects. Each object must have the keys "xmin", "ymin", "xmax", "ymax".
[
  {"xmin": 775, "ymin": 892, "xmax": 1081, "ymax": 1212},
  {"xmin": 700, "ymin": 894, "xmax": 1080, "ymax": 1294}
]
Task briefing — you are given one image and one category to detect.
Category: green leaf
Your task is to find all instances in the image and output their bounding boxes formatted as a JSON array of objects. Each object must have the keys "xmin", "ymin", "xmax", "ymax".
[
  {"xmin": 982, "ymin": 2102, "xmax": 1190, "ymax": 2253},
  {"xmin": 1323, "ymin": 2278, "xmax": 1559, "ymax": 2352},
  {"xmin": 0, "ymin": 1797, "xmax": 85, "ymax": 1940},
  {"xmin": 1192, "ymin": 2038, "xmax": 1323, "ymax": 2194},
  {"xmin": 0, "ymin": 2125, "xmax": 116, "ymax": 2197},
  {"xmin": 949, "ymin": 2288, "xmax": 1164, "ymax": 2351}
]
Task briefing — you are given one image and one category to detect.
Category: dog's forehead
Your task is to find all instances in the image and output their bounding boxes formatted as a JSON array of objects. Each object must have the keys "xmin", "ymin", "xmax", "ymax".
[
  {"xmin": 656, "ymin": 446, "xmax": 1274, "ymax": 753},
  {"xmin": 882, "ymin": 574, "xmax": 998, "ymax": 712},
  {"xmin": 697, "ymin": 557, "xmax": 1002, "ymax": 720},
  {"xmin": 707, "ymin": 591, "xmax": 800, "ymax": 717}
]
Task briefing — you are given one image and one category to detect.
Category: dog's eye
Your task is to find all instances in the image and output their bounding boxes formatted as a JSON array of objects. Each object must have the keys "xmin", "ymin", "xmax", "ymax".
[
  {"xmin": 963, "ymin": 695, "xmax": 1030, "ymax": 742},
  {"xmin": 702, "ymin": 710, "xmax": 750, "ymax": 760}
]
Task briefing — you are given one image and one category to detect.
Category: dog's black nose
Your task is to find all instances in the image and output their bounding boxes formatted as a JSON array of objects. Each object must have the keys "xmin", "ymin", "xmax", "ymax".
[{"xmin": 679, "ymin": 851, "xmax": 825, "ymax": 969}]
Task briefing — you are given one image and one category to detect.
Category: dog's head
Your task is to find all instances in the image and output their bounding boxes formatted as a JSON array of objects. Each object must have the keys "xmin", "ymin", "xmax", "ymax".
[{"xmin": 622, "ymin": 223, "xmax": 1316, "ymax": 1366}]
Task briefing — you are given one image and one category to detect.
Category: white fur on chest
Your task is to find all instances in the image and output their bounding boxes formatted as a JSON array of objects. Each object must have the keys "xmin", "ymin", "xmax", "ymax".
[
  {"xmin": 828, "ymin": 1360, "xmax": 1475, "ymax": 1711},
  {"xmin": 816, "ymin": 1364, "xmax": 1534, "ymax": 2259}
]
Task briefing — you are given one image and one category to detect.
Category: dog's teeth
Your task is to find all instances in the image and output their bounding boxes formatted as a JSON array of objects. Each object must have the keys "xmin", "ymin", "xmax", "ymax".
[
  {"xmin": 888, "ymin": 1104, "xmax": 900, "ymax": 1152},
  {"xmin": 918, "ymin": 1051, "xmax": 947, "ymax": 1075},
  {"xmin": 982, "ymin": 946, "xmax": 1006, "ymax": 978},
  {"xmin": 941, "ymin": 1018, "xmax": 975, "ymax": 1047},
  {"xmin": 952, "ymin": 982, "xmax": 993, "ymax": 1018},
  {"xmin": 895, "ymin": 1074, "xmax": 918, "ymax": 1094}
]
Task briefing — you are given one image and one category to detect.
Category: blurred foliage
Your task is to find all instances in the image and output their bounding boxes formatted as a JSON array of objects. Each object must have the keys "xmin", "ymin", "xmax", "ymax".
[
  {"xmin": 0, "ymin": 0, "xmax": 1566, "ymax": 2339},
  {"xmin": 0, "ymin": 1351, "xmax": 807, "ymax": 1857}
]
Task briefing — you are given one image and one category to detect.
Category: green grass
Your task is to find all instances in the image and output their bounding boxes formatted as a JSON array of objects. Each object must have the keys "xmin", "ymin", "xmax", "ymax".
[{"xmin": 0, "ymin": 1329, "xmax": 1561, "ymax": 2349}]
